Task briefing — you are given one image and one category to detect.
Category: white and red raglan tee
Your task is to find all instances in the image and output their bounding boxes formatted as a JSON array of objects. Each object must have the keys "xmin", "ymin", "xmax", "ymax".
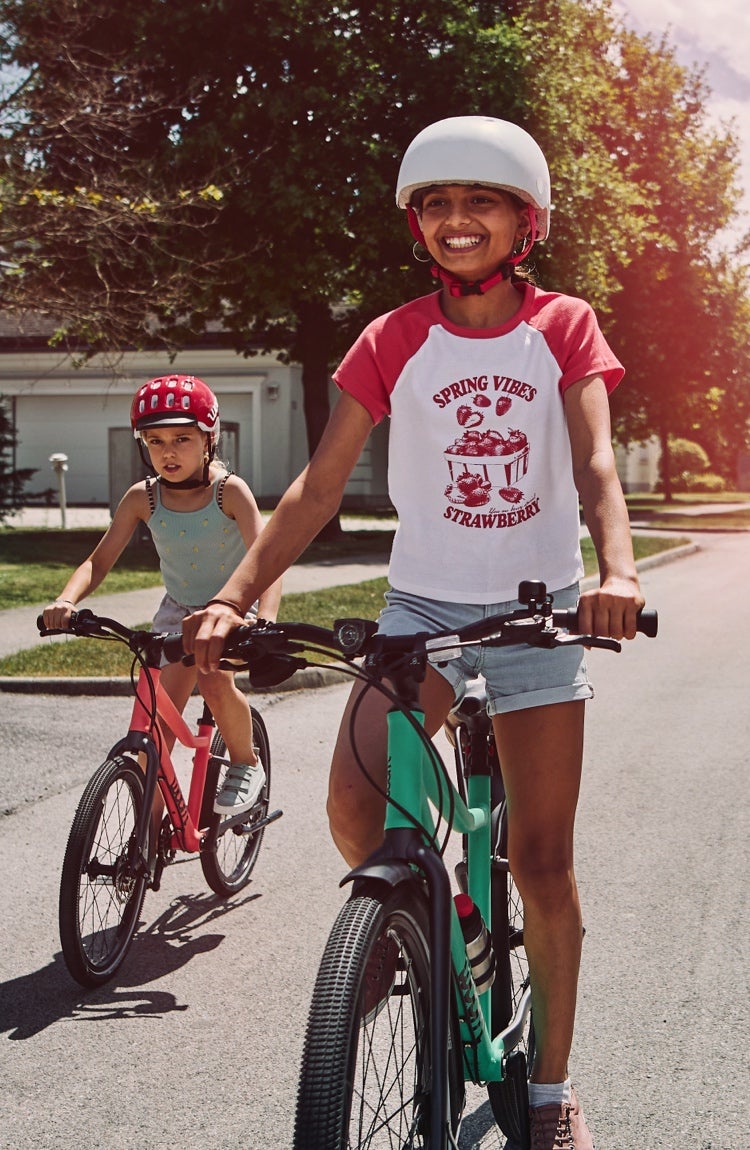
[{"xmin": 334, "ymin": 282, "xmax": 624, "ymax": 604}]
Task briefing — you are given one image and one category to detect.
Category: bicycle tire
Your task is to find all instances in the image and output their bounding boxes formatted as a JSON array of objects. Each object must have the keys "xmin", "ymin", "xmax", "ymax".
[
  {"xmin": 294, "ymin": 885, "xmax": 464, "ymax": 1149},
  {"xmin": 487, "ymin": 783, "xmax": 532, "ymax": 1149},
  {"xmin": 199, "ymin": 707, "xmax": 271, "ymax": 897},
  {"xmin": 59, "ymin": 755, "xmax": 148, "ymax": 988}
]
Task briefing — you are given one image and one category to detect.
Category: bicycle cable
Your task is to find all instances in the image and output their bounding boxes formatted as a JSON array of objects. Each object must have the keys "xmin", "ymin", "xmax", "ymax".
[{"xmin": 345, "ymin": 662, "xmax": 459, "ymax": 854}]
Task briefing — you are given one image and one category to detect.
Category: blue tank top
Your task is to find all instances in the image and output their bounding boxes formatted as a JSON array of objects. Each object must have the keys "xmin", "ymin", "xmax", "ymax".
[{"xmin": 147, "ymin": 476, "xmax": 248, "ymax": 608}]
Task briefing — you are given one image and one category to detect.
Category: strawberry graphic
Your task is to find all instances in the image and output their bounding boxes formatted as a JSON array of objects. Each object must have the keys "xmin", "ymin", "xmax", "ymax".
[
  {"xmin": 457, "ymin": 405, "xmax": 483, "ymax": 428},
  {"xmin": 495, "ymin": 396, "xmax": 512, "ymax": 417}
]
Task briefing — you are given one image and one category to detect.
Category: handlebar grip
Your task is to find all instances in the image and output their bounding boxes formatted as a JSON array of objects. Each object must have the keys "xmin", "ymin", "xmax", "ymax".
[
  {"xmin": 160, "ymin": 634, "xmax": 187, "ymax": 664},
  {"xmin": 552, "ymin": 607, "xmax": 658, "ymax": 637},
  {"xmin": 635, "ymin": 609, "xmax": 658, "ymax": 637},
  {"xmin": 37, "ymin": 613, "xmax": 70, "ymax": 637}
]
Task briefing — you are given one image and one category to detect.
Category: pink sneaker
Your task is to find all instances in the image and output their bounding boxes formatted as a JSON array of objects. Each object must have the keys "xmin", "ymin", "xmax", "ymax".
[{"xmin": 529, "ymin": 1087, "xmax": 594, "ymax": 1150}]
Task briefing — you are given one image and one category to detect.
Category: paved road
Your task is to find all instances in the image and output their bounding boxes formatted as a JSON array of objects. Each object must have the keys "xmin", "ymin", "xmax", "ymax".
[{"xmin": 0, "ymin": 533, "xmax": 748, "ymax": 1148}]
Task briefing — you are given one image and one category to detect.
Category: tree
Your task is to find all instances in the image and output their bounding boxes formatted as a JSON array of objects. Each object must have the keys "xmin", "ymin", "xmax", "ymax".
[
  {"xmin": 0, "ymin": 396, "xmax": 36, "ymax": 522},
  {"xmin": 1, "ymin": 0, "xmax": 748, "ymax": 514},
  {"xmin": 591, "ymin": 21, "xmax": 750, "ymax": 498},
  {"xmin": 0, "ymin": 0, "xmax": 244, "ymax": 355}
]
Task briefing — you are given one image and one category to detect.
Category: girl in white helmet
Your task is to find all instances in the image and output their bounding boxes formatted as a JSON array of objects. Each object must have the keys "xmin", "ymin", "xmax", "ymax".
[
  {"xmin": 185, "ymin": 117, "xmax": 643, "ymax": 1148},
  {"xmin": 44, "ymin": 374, "xmax": 282, "ymax": 817}
]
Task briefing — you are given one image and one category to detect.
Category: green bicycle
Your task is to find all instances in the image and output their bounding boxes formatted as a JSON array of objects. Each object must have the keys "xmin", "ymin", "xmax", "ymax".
[{"xmin": 180, "ymin": 579, "xmax": 656, "ymax": 1149}]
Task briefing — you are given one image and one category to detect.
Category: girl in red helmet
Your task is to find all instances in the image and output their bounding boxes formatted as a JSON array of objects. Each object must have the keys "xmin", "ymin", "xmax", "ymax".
[
  {"xmin": 44, "ymin": 374, "xmax": 281, "ymax": 818},
  {"xmin": 184, "ymin": 118, "xmax": 645, "ymax": 1149}
]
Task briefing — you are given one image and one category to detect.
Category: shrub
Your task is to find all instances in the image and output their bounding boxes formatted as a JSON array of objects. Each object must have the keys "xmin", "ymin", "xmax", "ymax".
[{"xmin": 684, "ymin": 472, "xmax": 726, "ymax": 493}]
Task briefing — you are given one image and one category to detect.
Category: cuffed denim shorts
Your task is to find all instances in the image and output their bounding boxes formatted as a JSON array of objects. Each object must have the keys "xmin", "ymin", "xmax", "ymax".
[{"xmin": 377, "ymin": 584, "xmax": 593, "ymax": 716}]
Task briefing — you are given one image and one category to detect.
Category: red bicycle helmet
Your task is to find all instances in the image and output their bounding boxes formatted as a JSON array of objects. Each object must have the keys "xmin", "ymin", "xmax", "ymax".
[
  {"xmin": 131, "ymin": 375, "xmax": 219, "ymax": 439},
  {"xmin": 131, "ymin": 375, "xmax": 220, "ymax": 489}
]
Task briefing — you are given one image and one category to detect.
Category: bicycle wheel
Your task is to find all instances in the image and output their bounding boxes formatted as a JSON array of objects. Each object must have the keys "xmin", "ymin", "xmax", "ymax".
[
  {"xmin": 200, "ymin": 707, "xmax": 271, "ymax": 897},
  {"xmin": 59, "ymin": 755, "xmax": 148, "ymax": 988},
  {"xmin": 294, "ymin": 885, "xmax": 464, "ymax": 1149},
  {"xmin": 487, "ymin": 779, "xmax": 533, "ymax": 1149}
]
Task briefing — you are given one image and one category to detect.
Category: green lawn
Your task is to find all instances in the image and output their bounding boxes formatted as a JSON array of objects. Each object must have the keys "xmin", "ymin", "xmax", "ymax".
[
  {"xmin": 0, "ymin": 533, "xmax": 687, "ymax": 677},
  {"xmin": 0, "ymin": 524, "xmax": 399, "ymax": 610}
]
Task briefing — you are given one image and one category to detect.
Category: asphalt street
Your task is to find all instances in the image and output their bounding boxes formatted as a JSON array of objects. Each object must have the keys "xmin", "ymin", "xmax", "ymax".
[{"xmin": 0, "ymin": 531, "xmax": 748, "ymax": 1148}]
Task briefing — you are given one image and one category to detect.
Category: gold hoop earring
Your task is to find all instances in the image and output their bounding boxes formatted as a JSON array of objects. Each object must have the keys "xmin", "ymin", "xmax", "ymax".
[{"xmin": 412, "ymin": 241, "xmax": 432, "ymax": 264}]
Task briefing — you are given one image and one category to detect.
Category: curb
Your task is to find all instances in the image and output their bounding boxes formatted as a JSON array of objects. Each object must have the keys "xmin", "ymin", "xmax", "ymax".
[
  {"xmin": 0, "ymin": 663, "xmax": 352, "ymax": 697},
  {"xmin": 0, "ymin": 541, "xmax": 700, "ymax": 696}
]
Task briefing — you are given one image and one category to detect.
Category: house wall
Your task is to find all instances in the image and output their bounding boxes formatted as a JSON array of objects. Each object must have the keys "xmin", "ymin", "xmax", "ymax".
[
  {"xmin": 1, "ymin": 343, "xmax": 395, "ymax": 509},
  {"xmin": 614, "ymin": 437, "xmax": 660, "ymax": 493}
]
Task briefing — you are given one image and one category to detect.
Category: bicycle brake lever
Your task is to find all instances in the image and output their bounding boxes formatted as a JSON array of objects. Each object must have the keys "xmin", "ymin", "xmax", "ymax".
[{"xmin": 555, "ymin": 634, "xmax": 622, "ymax": 653}]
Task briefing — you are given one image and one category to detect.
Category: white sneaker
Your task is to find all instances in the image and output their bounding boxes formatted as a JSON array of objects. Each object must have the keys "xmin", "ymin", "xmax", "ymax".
[{"xmin": 214, "ymin": 761, "xmax": 266, "ymax": 815}]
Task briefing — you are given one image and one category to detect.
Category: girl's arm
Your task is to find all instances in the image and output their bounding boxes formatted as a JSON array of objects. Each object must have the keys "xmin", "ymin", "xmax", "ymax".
[
  {"xmin": 219, "ymin": 474, "xmax": 283, "ymax": 622},
  {"xmin": 184, "ymin": 391, "xmax": 374, "ymax": 670},
  {"xmin": 564, "ymin": 374, "xmax": 645, "ymax": 640},
  {"xmin": 42, "ymin": 485, "xmax": 150, "ymax": 629}
]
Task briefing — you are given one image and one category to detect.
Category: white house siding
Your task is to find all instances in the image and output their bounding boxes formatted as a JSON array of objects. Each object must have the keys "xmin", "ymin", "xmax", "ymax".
[{"xmin": 614, "ymin": 438, "xmax": 660, "ymax": 493}]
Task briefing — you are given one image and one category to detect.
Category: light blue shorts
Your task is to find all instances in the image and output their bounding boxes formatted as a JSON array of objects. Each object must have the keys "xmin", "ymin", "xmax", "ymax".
[
  {"xmin": 152, "ymin": 593, "xmax": 257, "ymax": 667},
  {"xmin": 377, "ymin": 585, "xmax": 593, "ymax": 716},
  {"xmin": 152, "ymin": 592, "xmax": 258, "ymax": 631}
]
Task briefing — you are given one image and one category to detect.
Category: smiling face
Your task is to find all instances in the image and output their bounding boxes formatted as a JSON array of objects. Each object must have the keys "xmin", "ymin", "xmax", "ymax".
[
  {"xmin": 142, "ymin": 423, "xmax": 208, "ymax": 483},
  {"xmin": 416, "ymin": 184, "xmax": 529, "ymax": 282}
]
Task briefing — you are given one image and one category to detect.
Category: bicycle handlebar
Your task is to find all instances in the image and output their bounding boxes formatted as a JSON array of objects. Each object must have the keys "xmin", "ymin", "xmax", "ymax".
[{"xmin": 37, "ymin": 583, "xmax": 657, "ymax": 684}]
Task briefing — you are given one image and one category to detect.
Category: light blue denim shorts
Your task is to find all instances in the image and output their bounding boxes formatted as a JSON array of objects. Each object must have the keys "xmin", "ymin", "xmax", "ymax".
[
  {"xmin": 377, "ymin": 584, "xmax": 593, "ymax": 715},
  {"xmin": 152, "ymin": 593, "xmax": 257, "ymax": 666},
  {"xmin": 153, "ymin": 592, "xmax": 258, "ymax": 631}
]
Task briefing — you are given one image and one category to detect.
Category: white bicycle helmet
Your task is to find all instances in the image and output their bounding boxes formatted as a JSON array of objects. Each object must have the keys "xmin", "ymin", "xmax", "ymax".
[{"xmin": 396, "ymin": 115, "xmax": 551, "ymax": 239}]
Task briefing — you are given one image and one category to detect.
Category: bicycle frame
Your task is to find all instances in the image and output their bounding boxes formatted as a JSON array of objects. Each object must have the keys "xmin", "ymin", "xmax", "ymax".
[
  {"xmin": 346, "ymin": 699, "xmax": 528, "ymax": 1143},
  {"xmin": 107, "ymin": 664, "xmax": 216, "ymax": 859}
]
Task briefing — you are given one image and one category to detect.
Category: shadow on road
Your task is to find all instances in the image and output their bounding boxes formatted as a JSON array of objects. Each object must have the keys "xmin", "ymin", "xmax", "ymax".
[{"xmin": 0, "ymin": 889, "xmax": 259, "ymax": 1039}]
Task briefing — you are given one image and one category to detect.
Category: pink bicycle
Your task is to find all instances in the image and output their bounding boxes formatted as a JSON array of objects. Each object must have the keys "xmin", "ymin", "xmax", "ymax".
[{"xmin": 38, "ymin": 607, "xmax": 278, "ymax": 987}]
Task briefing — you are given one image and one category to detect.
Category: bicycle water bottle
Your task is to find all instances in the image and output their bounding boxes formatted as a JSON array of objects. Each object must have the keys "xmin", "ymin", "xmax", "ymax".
[{"xmin": 454, "ymin": 893, "xmax": 495, "ymax": 994}]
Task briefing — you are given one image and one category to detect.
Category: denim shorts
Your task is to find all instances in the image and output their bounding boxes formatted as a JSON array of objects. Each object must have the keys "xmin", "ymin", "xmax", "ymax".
[
  {"xmin": 377, "ymin": 585, "xmax": 593, "ymax": 716},
  {"xmin": 152, "ymin": 593, "xmax": 257, "ymax": 667},
  {"xmin": 152, "ymin": 592, "xmax": 258, "ymax": 631}
]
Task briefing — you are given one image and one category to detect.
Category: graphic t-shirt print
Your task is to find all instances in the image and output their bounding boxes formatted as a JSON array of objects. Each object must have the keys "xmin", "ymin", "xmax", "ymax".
[{"xmin": 436, "ymin": 373, "xmax": 539, "ymax": 528}]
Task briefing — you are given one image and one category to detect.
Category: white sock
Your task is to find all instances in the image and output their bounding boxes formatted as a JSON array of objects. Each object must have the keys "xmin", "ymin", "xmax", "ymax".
[{"xmin": 528, "ymin": 1078, "xmax": 572, "ymax": 1108}]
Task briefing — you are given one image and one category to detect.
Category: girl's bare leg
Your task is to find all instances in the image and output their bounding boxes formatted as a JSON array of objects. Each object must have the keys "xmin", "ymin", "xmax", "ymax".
[
  {"xmin": 492, "ymin": 700, "xmax": 586, "ymax": 1086},
  {"xmin": 196, "ymin": 668, "xmax": 255, "ymax": 764}
]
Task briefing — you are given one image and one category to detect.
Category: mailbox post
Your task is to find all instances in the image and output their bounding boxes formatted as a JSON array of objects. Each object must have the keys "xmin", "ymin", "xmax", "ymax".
[{"xmin": 49, "ymin": 452, "xmax": 69, "ymax": 529}]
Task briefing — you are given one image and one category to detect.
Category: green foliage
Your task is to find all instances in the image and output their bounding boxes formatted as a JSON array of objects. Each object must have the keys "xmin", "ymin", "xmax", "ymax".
[
  {"xmin": 658, "ymin": 437, "xmax": 728, "ymax": 493},
  {"xmin": 0, "ymin": 397, "xmax": 37, "ymax": 523},
  {"xmin": 0, "ymin": 0, "xmax": 747, "ymax": 467},
  {"xmin": 684, "ymin": 472, "xmax": 726, "ymax": 494},
  {"xmin": 667, "ymin": 437, "xmax": 711, "ymax": 476}
]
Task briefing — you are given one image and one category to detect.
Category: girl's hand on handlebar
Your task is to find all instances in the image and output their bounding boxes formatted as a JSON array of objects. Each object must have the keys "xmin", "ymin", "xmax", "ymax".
[
  {"xmin": 576, "ymin": 578, "xmax": 645, "ymax": 641},
  {"xmin": 182, "ymin": 602, "xmax": 244, "ymax": 673},
  {"xmin": 42, "ymin": 600, "xmax": 76, "ymax": 631}
]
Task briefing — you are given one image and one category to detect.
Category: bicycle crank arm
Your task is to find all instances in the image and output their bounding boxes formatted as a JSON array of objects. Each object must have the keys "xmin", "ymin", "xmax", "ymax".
[
  {"xmin": 202, "ymin": 806, "xmax": 283, "ymax": 849},
  {"xmin": 237, "ymin": 807, "xmax": 284, "ymax": 834}
]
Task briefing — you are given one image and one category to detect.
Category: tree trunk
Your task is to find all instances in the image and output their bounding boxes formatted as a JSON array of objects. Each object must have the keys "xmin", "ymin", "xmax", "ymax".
[
  {"xmin": 297, "ymin": 300, "xmax": 343, "ymax": 541},
  {"xmin": 659, "ymin": 423, "xmax": 673, "ymax": 503}
]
